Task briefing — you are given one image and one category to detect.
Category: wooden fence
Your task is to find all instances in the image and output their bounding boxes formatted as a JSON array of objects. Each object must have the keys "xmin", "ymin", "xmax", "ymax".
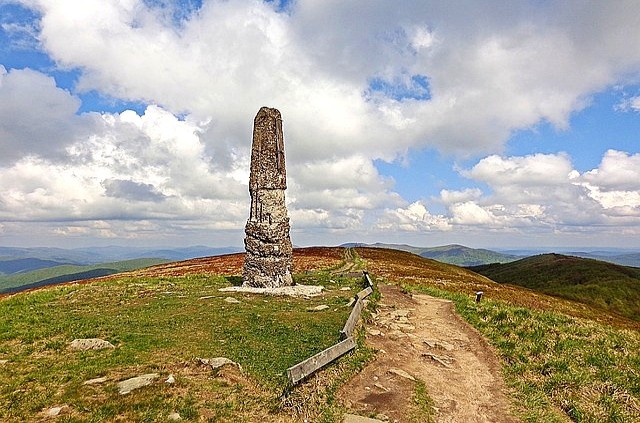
[{"xmin": 286, "ymin": 271, "xmax": 374, "ymax": 385}]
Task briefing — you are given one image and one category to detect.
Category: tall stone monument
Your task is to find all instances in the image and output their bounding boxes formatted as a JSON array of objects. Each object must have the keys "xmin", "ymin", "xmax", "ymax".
[{"xmin": 242, "ymin": 107, "xmax": 294, "ymax": 287}]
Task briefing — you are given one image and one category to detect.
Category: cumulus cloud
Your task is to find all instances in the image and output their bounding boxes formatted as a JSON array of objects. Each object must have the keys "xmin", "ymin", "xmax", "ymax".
[
  {"xmin": 378, "ymin": 151, "xmax": 640, "ymax": 236},
  {"xmin": 19, "ymin": 0, "xmax": 640, "ymax": 159},
  {"xmin": 0, "ymin": 66, "xmax": 93, "ymax": 164},
  {"xmin": 2, "ymin": 1, "xmax": 640, "ymax": 245}
]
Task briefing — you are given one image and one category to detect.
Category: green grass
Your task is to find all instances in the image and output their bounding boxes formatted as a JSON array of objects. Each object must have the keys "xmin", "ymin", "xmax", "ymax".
[
  {"xmin": 410, "ymin": 381, "xmax": 436, "ymax": 423},
  {"xmin": 0, "ymin": 271, "xmax": 373, "ymax": 422},
  {"xmin": 469, "ymin": 254, "xmax": 640, "ymax": 321},
  {"xmin": 404, "ymin": 284, "xmax": 640, "ymax": 423}
]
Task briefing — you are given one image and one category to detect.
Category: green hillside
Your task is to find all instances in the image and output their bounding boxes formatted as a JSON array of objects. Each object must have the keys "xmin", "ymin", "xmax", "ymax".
[
  {"xmin": 343, "ymin": 243, "xmax": 520, "ymax": 266},
  {"xmin": 469, "ymin": 253, "xmax": 640, "ymax": 320},
  {"xmin": 0, "ymin": 258, "xmax": 170, "ymax": 294},
  {"xmin": 416, "ymin": 244, "xmax": 519, "ymax": 266}
]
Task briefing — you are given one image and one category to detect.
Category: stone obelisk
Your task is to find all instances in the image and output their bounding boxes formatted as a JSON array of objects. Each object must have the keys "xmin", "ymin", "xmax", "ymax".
[{"xmin": 242, "ymin": 107, "xmax": 294, "ymax": 287}]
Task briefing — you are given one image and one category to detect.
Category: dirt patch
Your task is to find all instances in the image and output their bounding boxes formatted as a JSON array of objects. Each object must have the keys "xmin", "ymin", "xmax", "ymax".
[{"xmin": 339, "ymin": 284, "xmax": 519, "ymax": 423}]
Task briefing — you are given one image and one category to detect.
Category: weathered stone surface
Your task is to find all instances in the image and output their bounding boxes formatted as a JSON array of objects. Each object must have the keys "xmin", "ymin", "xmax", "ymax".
[
  {"xmin": 219, "ymin": 284, "xmax": 323, "ymax": 297},
  {"xmin": 388, "ymin": 367, "xmax": 416, "ymax": 381},
  {"xmin": 165, "ymin": 374, "xmax": 176, "ymax": 384},
  {"xmin": 223, "ymin": 297, "xmax": 240, "ymax": 304},
  {"xmin": 69, "ymin": 338, "xmax": 115, "ymax": 351},
  {"xmin": 343, "ymin": 414, "xmax": 386, "ymax": 423},
  {"xmin": 197, "ymin": 357, "xmax": 241, "ymax": 371},
  {"xmin": 83, "ymin": 376, "xmax": 108, "ymax": 385},
  {"xmin": 45, "ymin": 406, "xmax": 67, "ymax": 417},
  {"xmin": 168, "ymin": 412, "xmax": 182, "ymax": 421},
  {"xmin": 118, "ymin": 373, "xmax": 159, "ymax": 395},
  {"xmin": 307, "ymin": 304, "xmax": 329, "ymax": 312},
  {"xmin": 243, "ymin": 107, "xmax": 293, "ymax": 288}
]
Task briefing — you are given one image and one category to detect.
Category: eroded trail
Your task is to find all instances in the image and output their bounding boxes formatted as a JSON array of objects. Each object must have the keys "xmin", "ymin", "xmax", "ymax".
[{"xmin": 339, "ymin": 284, "xmax": 519, "ymax": 423}]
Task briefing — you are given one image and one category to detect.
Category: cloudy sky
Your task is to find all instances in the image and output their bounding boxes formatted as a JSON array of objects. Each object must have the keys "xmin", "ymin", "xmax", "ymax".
[{"xmin": 1, "ymin": 0, "xmax": 640, "ymax": 249}]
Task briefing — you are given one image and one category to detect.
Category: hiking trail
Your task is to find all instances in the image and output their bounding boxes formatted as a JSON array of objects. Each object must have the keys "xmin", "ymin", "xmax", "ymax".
[{"xmin": 339, "ymin": 283, "xmax": 520, "ymax": 423}]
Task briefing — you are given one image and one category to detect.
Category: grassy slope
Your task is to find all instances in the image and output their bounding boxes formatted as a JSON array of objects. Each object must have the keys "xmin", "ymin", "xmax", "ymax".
[
  {"xmin": 0, "ymin": 258, "xmax": 170, "ymax": 293},
  {"xmin": 0, "ymin": 248, "xmax": 377, "ymax": 423},
  {"xmin": 469, "ymin": 253, "xmax": 640, "ymax": 321},
  {"xmin": 1, "ymin": 247, "xmax": 639, "ymax": 422},
  {"xmin": 356, "ymin": 247, "xmax": 640, "ymax": 423}
]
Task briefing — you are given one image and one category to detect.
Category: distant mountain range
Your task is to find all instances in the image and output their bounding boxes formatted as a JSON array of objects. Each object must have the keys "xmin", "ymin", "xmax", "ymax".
[
  {"xmin": 469, "ymin": 253, "xmax": 640, "ymax": 321},
  {"xmin": 341, "ymin": 243, "xmax": 521, "ymax": 266},
  {"xmin": 340, "ymin": 243, "xmax": 640, "ymax": 267},
  {"xmin": 0, "ymin": 258, "xmax": 170, "ymax": 294},
  {"xmin": 0, "ymin": 245, "xmax": 242, "ymax": 266},
  {"xmin": 0, "ymin": 245, "xmax": 241, "ymax": 294}
]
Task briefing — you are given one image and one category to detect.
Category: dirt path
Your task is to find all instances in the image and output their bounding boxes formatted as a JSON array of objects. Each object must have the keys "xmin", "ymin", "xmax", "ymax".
[
  {"xmin": 339, "ymin": 284, "xmax": 519, "ymax": 423},
  {"xmin": 331, "ymin": 248, "xmax": 359, "ymax": 275}
]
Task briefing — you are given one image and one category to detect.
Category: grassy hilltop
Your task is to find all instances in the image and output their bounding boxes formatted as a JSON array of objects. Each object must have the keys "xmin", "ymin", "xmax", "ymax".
[
  {"xmin": 1, "ymin": 247, "xmax": 638, "ymax": 422},
  {"xmin": 469, "ymin": 253, "xmax": 640, "ymax": 321}
]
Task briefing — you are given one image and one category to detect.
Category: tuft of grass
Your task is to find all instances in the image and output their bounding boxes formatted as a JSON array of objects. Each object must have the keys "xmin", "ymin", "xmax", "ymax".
[
  {"xmin": 410, "ymin": 380, "xmax": 436, "ymax": 423},
  {"xmin": 404, "ymin": 284, "xmax": 640, "ymax": 423}
]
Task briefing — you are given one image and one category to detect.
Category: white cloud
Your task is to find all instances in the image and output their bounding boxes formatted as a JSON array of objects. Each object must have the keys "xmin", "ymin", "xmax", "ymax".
[
  {"xmin": 3, "ymin": 1, "xmax": 640, "ymax": 245},
  {"xmin": 19, "ymin": 0, "xmax": 640, "ymax": 160},
  {"xmin": 378, "ymin": 151, "xmax": 640, "ymax": 236},
  {"xmin": 616, "ymin": 95, "xmax": 640, "ymax": 112},
  {"xmin": 581, "ymin": 150, "xmax": 640, "ymax": 192},
  {"xmin": 0, "ymin": 67, "xmax": 93, "ymax": 164},
  {"xmin": 378, "ymin": 201, "xmax": 451, "ymax": 232}
]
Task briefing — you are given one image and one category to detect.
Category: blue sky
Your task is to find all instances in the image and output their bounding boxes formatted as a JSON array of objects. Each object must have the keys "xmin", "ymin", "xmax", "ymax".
[{"xmin": 1, "ymin": 0, "xmax": 640, "ymax": 249}]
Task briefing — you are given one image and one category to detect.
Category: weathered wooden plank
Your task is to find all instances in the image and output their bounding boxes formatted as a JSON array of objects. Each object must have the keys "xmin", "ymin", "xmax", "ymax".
[
  {"xmin": 287, "ymin": 337, "xmax": 356, "ymax": 384},
  {"xmin": 341, "ymin": 297, "xmax": 365, "ymax": 340},
  {"xmin": 356, "ymin": 286, "xmax": 373, "ymax": 300},
  {"xmin": 363, "ymin": 271, "xmax": 373, "ymax": 288}
]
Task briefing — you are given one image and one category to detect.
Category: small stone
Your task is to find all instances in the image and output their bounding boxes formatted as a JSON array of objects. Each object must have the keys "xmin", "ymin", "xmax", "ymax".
[
  {"xmin": 197, "ymin": 357, "xmax": 240, "ymax": 371},
  {"xmin": 83, "ymin": 376, "xmax": 108, "ymax": 385},
  {"xmin": 168, "ymin": 412, "xmax": 182, "ymax": 421},
  {"xmin": 70, "ymin": 338, "xmax": 115, "ymax": 351},
  {"xmin": 224, "ymin": 297, "xmax": 240, "ymax": 304},
  {"xmin": 375, "ymin": 414, "xmax": 390, "ymax": 422},
  {"xmin": 118, "ymin": 373, "xmax": 159, "ymax": 395},
  {"xmin": 388, "ymin": 368, "xmax": 416, "ymax": 381},
  {"xmin": 198, "ymin": 295, "xmax": 216, "ymax": 300},
  {"xmin": 366, "ymin": 329, "xmax": 382, "ymax": 336},
  {"xmin": 0, "ymin": 359, "xmax": 8, "ymax": 365},
  {"xmin": 374, "ymin": 383, "xmax": 388, "ymax": 392},
  {"xmin": 343, "ymin": 413, "xmax": 386, "ymax": 423},
  {"xmin": 424, "ymin": 339, "xmax": 455, "ymax": 351},
  {"xmin": 393, "ymin": 309, "xmax": 410, "ymax": 318},
  {"xmin": 165, "ymin": 374, "xmax": 176, "ymax": 384},
  {"xmin": 45, "ymin": 406, "xmax": 66, "ymax": 417},
  {"xmin": 388, "ymin": 330, "xmax": 407, "ymax": 340},
  {"xmin": 307, "ymin": 304, "xmax": 329, "ymax": 312},
  {"xmin": 340, "ymin": 287, "xmax": 352, "ymax": 291}
]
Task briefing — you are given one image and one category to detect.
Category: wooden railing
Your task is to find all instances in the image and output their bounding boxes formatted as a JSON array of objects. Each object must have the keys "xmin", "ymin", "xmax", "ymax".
[{"xmin": 286, "ymin": 271, "xmax": 374, "ymax": 385}]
